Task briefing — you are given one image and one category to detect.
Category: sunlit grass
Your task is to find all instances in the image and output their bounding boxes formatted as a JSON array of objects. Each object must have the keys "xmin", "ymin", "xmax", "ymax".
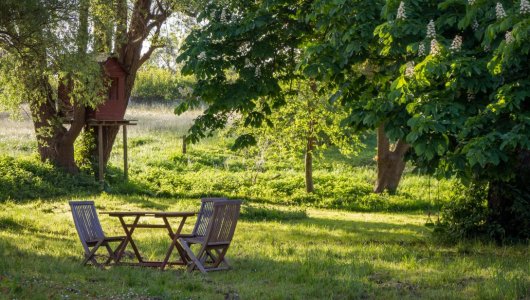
[
  {"xmin": 0, "ymin": 197, "xmax": 528, "ymax": 299},
  {"xmin": 0, "ymin": 104, "xmax": 528, "ymax": 299}
]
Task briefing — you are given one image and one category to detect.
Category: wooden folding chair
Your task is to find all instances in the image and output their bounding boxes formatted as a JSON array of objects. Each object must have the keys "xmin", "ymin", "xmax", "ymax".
[
  {"xmin": 69, "ymin": 201, "xmax": 126, "ymax": 267},
  {"xmin": 187, "ymin": 198, "xmax": 227, "ymax": 239},
  {"xmin": 179, "ymin": 199, "xmax": 242, "ymax": 274}
]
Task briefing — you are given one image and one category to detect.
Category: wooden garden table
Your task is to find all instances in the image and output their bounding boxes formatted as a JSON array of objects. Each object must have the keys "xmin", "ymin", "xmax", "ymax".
[{"xmin": 101, "ymin": 211, "xmax": 196, "ymax": 270}]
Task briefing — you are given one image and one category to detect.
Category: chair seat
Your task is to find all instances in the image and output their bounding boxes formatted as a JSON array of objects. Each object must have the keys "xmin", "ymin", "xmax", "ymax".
[
  {"xmin": 181, "ymin": 236, "xmax": 205, "ymax": 245},
  {"xmin": 181, "ymin": 236, "xmax": 230, "ymax": 247},
  {"xmin": 86, "ymin": 236, "xmax": 126, "ymax": 246}
]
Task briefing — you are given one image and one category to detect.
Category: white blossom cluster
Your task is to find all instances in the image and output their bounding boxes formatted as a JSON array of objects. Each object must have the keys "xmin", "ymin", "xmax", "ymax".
[
  {"xmin": 427, "ymin": 20, "xmax": 436, "ymax": 38},
  {"xmin": 405, "ymin": 61, "xmax": 415, "ymax": 77},
  {"xmin": 396, "ymin": 2, "xmax": 406, "ymax": 20},
  {"xmin": 450, "ymin": 35, "xmax": 463, "ymax": 52},
  {"xmin": 496, "ymin": 3, "xmax": 507, "ymax": 19},
  {"xmin": 238, "ymin": 42, "xmax": 251, "ymax": 55},
  {"xmin": 418, "ymin": 43, "xmax": 426, "ymax": 56},
  {"xmin": 210, "ymin": 10, "xmax": 217, "ymax": 20},
  {"xmin": 255, "ymin": 66, "xmax": 261, "ymax": 77},
  {"xmin": 231, "ymin": 13, "xmax": 239, "ymax": 23},
  {"xmin": 178, "ymin": 86, "xmax": 194, "ymax": 98},
  {"xmin": 198, "ymin": 51, "xmax": 207, "ymax": 61},
  {"xmin": 521, "ymin": 0, "xmax": 530, "ymax": 14},
  {"xmin": 468, "ymin": 0, "xmax": 476, "ymax": 5},
  {"xmin": 505, "ymin": 31, "xmax": 514, "ymax": 43},
  {"xmin": 220, "ymin": 9, "xmax": 227, "ymax": 23},
  {"xmin": 472, "ymin": 19, "xmax": 479, "ymax": 31},
  {"xmin": 430, "ymin": 39, "xmax": 440, "ymax": 56}
]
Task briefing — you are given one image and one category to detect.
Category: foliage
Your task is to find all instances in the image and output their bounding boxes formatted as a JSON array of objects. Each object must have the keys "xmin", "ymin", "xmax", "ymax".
[
  {"xmin": 228, "ymin": 79, "xmax": 361, "ymax": 154},
  {"xmin": 434, "ymin": 182, "xmax": 490, "ymax": 242},
  {"xmin": 74, "ymin": 127, "xmax": 97, "ymax": 172},
  {"xmin": 436, "ymin": 180, "xmax": 530, "ymax": 243},
  {"xmin": 0, "ymin": 155, "xmax": 98, "ymax": 201},
  {"xmin": 372, "ymin": 0, "xmax": 530, "ymax": 240},
  {"xmin": 131, "ymin": 66, "xmax": 195, "ymax": 103},
  {"xmin": 0, "ymin": 0, "xmax": 107, "ymax": 113},
  {"xmin": 177, "ymin": 0, "xmax": 530, "ymax": 240},
  {"xmin": 378, "ymin": 0, "xmax": 530, "ymax": 181},
  {"xmin": 176, "ymin": 0, "xmax": 313, "ymax": 143}
]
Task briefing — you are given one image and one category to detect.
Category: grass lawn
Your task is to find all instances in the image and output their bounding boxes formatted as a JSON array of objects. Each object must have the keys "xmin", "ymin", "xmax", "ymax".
[
  {"xmin": 1, "ymin": 197, "xmax": 528, "ymax": 299},
  {"xmin": 0, "ymin": 104, "xmax": 528, "ymax": 299}
]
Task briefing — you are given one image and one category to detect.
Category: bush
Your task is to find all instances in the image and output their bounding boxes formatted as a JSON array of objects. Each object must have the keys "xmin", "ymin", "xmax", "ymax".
[
  {"xmin": 131, "ymin": 67, "xmax": 194, "ymax": 103},
  {"xmin": 435, "ymin": 181, "xmax": 530, "ymax": 243},
  {"xmin": 434, "ymin": 182, "xmax": 490, "ymax": 242},
  {"xmin": 0, "ymin": 155, "xmax": 98, "ymax": 201}
]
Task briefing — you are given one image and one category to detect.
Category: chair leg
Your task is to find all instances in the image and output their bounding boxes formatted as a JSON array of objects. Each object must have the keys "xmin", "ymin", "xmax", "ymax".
[
  {"xmin": 211, "ymin": 247, "xmax": 229, "ymax": 269},
  {"xmin": 104, "ymin": 243, "xmax": 114, "ymax": 265},
  {"xmin": 113, "ymin": 239, "xmax": 127, "ymax": 261},
  {"xmin": 178, "ymin": 239, "xmax": 208, "ymax": 274},
  {"xmin": 204, "ymin": 249, "xmax": 217, "ymax": 263},
  {"xmin": 82, "ymin": 240, "xmax": 103, "ymax": 266},
  {"xmin": 214, "ymin": 248, "xmax": 231, "ymax": 268}
]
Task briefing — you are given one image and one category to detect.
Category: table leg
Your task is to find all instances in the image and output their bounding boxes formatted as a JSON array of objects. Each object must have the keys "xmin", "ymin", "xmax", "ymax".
[
  {"xmin": 116, "ymin": 216, "xmax": 143, "ymax": 263},
  {"xmin": 160, "ymin": 216, "xmax": 189, "ymax": 270}
]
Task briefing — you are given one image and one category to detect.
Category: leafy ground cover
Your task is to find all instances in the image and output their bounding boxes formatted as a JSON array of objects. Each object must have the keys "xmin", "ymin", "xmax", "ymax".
[{"xmin": 0, "ymin": 104, "xmax": 528, "ymax": 299}]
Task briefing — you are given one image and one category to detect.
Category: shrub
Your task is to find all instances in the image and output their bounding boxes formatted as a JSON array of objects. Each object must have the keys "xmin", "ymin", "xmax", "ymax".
[
  {"xmin": 0, "ymin": 155, "xmax": 98, "ymax": 201},
  {"xmin": 435, "ymin": 181, "xmax": 530, "ymax": 243},
  {"xmin": 131, "ymin": 67, "xmax": 194, "ymax": 103},
  {"xmin": 434, "ymin": 183, "xmax": 490, "ymax": 242}
]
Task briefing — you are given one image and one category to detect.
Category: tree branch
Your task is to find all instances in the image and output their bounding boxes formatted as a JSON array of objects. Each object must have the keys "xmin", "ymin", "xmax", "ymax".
[{"xmin": 393, "ymin": 138, "xmax": 410, "ymax": 157}]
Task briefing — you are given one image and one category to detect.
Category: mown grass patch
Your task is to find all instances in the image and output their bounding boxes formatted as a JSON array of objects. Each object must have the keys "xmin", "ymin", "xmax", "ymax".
[{"xmin": 0, "ymin": 197, "xmax": 528, "ymax": 299}]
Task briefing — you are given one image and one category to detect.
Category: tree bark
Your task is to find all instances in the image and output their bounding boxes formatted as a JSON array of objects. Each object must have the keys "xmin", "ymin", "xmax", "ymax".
[
  {"xmin": 374, "ymin": 124, "xmax": 410, "ymax": 193},
  {"xmin": 305, "ymin": 136, "xmax": 315, "ymax": 193},
  {"xmin": 31, "ymin": 76, "xmax": 86, "ymax": 173}
]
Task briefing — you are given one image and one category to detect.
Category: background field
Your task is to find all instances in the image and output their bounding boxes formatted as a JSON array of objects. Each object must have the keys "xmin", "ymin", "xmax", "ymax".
[{"xmin": 0, "ymin": 104, "xmax": 528, "ymax": 299}]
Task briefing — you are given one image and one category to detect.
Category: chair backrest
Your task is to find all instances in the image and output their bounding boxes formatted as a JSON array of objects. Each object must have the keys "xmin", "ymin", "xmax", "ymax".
[
  {"xmin": 69, "ymin": 201, "xmax": 105, "ymax": 252},
  {"xmin": 192, "ymin": 198, "xmax": 227, "ymax": 237},
  {"xmin": 204, "ymin": 200, "xmax": 242, "ymax": 245}
]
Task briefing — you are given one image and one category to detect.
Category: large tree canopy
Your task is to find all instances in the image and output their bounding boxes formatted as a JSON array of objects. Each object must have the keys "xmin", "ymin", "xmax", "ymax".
[{"xmin": 178, "ymin": 0, "xmax": 529, "ymax": 240}]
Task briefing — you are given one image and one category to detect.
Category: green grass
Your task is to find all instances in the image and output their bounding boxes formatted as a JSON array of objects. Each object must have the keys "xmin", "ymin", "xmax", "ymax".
[
  {"xmin": 0, "ymin": 197, "xmax": 528, "ymax": 299},
  {"xmin": 0, "ymin": 104, "xmax": 528, "ymax": 299}
]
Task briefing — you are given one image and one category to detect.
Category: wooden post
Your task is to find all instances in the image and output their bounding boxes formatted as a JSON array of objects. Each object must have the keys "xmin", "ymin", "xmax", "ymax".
[
  {"xmin": 123, "ymin": 125, "xmax": 128, "ymax": 181},
  {"xmin": 98, "ymin": 125, "xmax": 104, "ymax": 188},
  {"xmin": 182, "ymin": 135, "xmax": 187, "ymax": 154}
]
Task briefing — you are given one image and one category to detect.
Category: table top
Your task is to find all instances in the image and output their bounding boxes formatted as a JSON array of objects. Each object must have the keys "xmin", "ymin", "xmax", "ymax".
[{"xmin": 101, "ymin": 211, "xmax": 196, "ymax": 217}]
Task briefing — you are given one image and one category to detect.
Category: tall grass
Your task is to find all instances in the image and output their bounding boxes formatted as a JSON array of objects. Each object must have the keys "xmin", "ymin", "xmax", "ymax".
[{"xmin": 1, "ymin": 103, "xmax": 456, "ymax": 213}]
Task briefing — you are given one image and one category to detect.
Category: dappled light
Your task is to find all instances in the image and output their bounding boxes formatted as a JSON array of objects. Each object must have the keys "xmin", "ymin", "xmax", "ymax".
[{"xmin": 1, "ymin": 0, "xmax": 529, "ymax": 298}]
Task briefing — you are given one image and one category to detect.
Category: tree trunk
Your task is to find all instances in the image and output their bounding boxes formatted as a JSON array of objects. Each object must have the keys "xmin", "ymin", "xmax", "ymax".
[
  {"xmin": 88, "ymin": 0, "xmax": 169, "ymax": 167},
  {"xmin": 28, "ymin": 0, "xmax": 89, "ymax": 174},
  {"xmin": 305, "ymin": 136, "xmax": 315, "ymax": 193},
  {"xmin": 30, "ymin": 77, "xmax": 86, "ymax": 173},
  {"xmin": 374, "ymin": 124, "xmax": 410, "ymax": 193}
]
